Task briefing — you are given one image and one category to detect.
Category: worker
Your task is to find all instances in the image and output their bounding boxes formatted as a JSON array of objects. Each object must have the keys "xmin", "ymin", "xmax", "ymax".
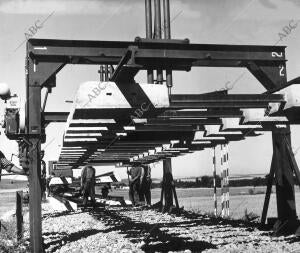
[
  {"xmin": 128, "ymin": 165, "xmax": 143, "ymax": 206},
  {"xmin": 101, "ymin": 184, "xmax": 111, "ymax": 198},
  {"xmin": 80, "ymin": 165, "xmax": 96, "ymax": 210},
  {"xmin": 46, "ymin": 172, "xmax": 55, "ymax": 197},
  {"xmin": 40, "ymin": 150, "xmax": 47, "ymax": 199},
  {"xmin": 140, "ymin": 164, "xmax": 152, "ymax": 206},
  {"xmin": 0, "ymin": 150, "xmax": 27, "ymax": 177}
]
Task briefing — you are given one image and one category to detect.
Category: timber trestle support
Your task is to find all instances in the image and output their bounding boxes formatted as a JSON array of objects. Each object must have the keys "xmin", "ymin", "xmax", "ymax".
[{"xmin": 261, "ymin": 126, "xmax": 300, "ymax": 235}]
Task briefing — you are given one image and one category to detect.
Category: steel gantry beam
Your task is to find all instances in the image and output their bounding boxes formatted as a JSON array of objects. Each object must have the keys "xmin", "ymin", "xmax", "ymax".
[{"xmin": 28, "ymin": 38, "xmax": 287, "ymax": 90}]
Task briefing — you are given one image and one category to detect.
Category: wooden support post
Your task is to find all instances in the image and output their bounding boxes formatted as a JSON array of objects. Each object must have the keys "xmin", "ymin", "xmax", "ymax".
[
  {"xmin": 273, "ymin": 128, "xmax": 296, "ymax": 220},
  {"xmin": 26, "ymin": 57, "xmax": 43, "ymax": 252},
  {"xmin": 213, "ymin": 147, "xmax": 217, "ymax": 217},
  {"xmin": 221, "ymin": 145, "xmax": 225, "ymax": 217},
  {"xmin": 159, "ymin": 181, "xmax": 164, "ymax": 210},
  {"xmin": 284, "ymin": 136, "xmax": 300, "ymax": 190},
  {"xmin": 272, "ymin": 126, "xmax": 300, "ymax": 235},
  {"xmin": 28, "ymin": 130, "xmax": 42, "ymax": 251},
  {"xmin": 172, "ymin": 183, "xmax": 179, "ymax": 209},
  {"xmin": 225, "ymin": 144, "xmax": 230, "ymax": 217},
  {"xmin": 261, "ymin": 155, "xmax": 275, "ymax": 225},
  {"xmin": 162, "ymin": 158, "xmax": 174, "ymax": 211},
  {"xmin": 16, "ymin": 191, "xmax": 23, "ymax": 241}
]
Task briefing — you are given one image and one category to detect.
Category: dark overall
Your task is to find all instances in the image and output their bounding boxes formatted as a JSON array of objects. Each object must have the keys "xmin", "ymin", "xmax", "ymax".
[
  {"xmin": 141, "ymin": 165, "xmax": 152, "ymax": 205},
  {"xmin": 41, "ymin": 160, "xmax": 46, "ymax": 199},
  {"xmin": 81, "ymin": 166, "xmax": 96, "ymax": 208},
  {"xmin": 129, "ymin": 166, "xmax": 142, "ymax": 206}
]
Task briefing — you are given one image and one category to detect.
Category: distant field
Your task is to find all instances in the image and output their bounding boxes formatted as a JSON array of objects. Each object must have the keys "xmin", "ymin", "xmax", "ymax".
[
  {"xmin": 111, "ymin": 186, "xmax": 300, "ymax": 219},
  {"xmin": 0, "ymin": 192, "xmax": 18, "ymax": 217},
  {"xmin": 0, "ymin": 179, "xmax": 27, "ymax": 190},
  {"xmin": 0, "ymin": 180, "xmax": 27, "ymax": 217},
  {"xmin": 1, "ymin": 186, "xmax": 300, "ymax": 220}
]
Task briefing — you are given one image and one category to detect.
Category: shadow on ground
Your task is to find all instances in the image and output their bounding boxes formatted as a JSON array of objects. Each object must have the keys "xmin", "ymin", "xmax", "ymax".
[
  {"xmin": 42, "ymin": 207, "xmax": 300, "ymax": 253},
  {"xmin": 43, "ymin": 229, "xmax": 103, "ymax": 252},
  {"xmin": 91, "ymin": 207, "xmax": 217, "ymax": 252},
  {"xmin": 42, "ymin": 210, "xmax": 80, "ymax": 219}
]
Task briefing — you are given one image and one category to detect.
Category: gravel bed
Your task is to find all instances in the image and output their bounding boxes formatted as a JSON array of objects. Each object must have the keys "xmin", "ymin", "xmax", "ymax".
[{"xmin": 33, "ymin": 204, "xmax": 300, "ymax": 252}]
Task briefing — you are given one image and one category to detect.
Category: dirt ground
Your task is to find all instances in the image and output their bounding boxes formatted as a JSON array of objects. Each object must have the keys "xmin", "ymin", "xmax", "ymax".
[{"xmin": 39, "ymin": 205, "xmax": 300, "ymax": 252}]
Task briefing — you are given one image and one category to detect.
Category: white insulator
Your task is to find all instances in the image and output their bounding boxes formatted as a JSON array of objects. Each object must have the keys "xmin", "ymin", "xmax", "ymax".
[{"xmin": 0, "ymin": 83, "xmax": 11, "ymax": 99}]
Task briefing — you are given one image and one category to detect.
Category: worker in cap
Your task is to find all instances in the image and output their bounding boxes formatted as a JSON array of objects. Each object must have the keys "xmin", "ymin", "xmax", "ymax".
[
  {"xmin": 140, "ymin": 164, "xmax": 152, "ymax": 206},
  {"xmin": 80, "ymin": 165, "xmax": 96, "ymax": 209},
  {"xmin": 128, "ymin": 165, "xmax": 143, "ymax": 206},
  {"xmin": 101, "ymin": 183, "xmax": 111, "ymax": 198}
]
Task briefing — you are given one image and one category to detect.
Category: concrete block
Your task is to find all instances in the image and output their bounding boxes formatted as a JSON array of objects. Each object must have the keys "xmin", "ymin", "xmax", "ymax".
[{"xmin": 74, "ymin": 81, "xmax": 170, "ymax": 109}]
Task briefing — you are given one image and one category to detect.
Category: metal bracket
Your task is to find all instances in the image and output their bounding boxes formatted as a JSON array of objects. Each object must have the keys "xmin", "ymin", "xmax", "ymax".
[
  {"xmin": 110, "ymin": 46, "xmax": 141, "ymax": 83},
  {"xmin": 247, "ymin": 61, "xmax": 287, "ymax": 90}
]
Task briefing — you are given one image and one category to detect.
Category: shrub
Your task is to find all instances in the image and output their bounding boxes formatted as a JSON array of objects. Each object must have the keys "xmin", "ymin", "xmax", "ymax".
[
  {"xmin": 242, "ymin": 208, "xmax": 259, "ymax": 222},
  {"xmin": 248, "ymin": 188, "xmax": 254, "ymax": 195},
  {"xmin": 0, "ymin": 219, "xmax": 29, "ymax": 253}
]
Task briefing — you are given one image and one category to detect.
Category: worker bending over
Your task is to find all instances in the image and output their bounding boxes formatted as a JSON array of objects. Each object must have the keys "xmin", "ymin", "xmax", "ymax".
[
  {"xmin": 80, "ymin": 165, "xmax": 96, "ymax": 210},
  {"xmin": 0, "ymin": 151, "xmax": 27, "ymax": 176},
  {"xmin": 46, "ymin": 172, "xmax": 55, "ymax": 197}
]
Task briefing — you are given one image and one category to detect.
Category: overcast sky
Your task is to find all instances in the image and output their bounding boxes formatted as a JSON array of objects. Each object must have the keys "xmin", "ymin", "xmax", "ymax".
[{"xmin": 0, "ymin": 0, "xmax": 300, "ymax": 180}]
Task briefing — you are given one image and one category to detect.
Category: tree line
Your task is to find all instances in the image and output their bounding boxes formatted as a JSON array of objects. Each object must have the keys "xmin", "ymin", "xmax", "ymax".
[{"xmin": 151, "ymin": 174, "xmax": 300, "ymax": 188}]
